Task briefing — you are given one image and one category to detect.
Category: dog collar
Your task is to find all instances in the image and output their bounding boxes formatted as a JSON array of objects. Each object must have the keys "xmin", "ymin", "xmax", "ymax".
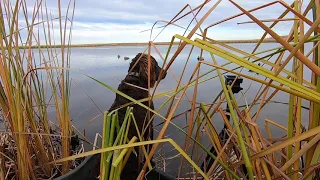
[{"xmin": 128, "ymin": 72, "xmax": 140, "ymax": 77}]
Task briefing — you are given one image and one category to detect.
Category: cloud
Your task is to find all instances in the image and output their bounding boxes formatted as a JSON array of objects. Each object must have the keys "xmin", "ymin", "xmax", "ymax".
[
  {"xmin": 70, "ymin": 22, "xmax": 189, "ymax": 43},
  {"xmin": 11, "ymin": 0, "xmax": 311, "ymax": 44}
]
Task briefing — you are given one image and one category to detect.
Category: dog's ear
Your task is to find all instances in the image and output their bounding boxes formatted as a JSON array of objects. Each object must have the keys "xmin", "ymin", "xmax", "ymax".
[{"xmin": 138, "ymin": 54, "xmax": 157, "ymax": 87}]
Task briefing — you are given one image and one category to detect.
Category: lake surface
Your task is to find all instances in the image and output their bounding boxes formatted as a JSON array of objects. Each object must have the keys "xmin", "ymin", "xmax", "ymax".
[{"xmin": 52, "ymin": 43, "xmax": 312, "ymax": 176}]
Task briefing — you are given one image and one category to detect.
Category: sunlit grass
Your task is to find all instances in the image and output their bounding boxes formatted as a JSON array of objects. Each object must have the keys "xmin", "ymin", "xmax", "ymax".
[
  {"xmin": 0, "ymin": 0, "xmax": 76, "ymax": 178},
  {"xmin": 1, "ymin": 0, "xmax": 320, "ymax": 180}
]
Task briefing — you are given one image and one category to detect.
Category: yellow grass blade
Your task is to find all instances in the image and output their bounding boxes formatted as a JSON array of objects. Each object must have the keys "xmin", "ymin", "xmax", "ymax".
[{"xmin": 173, "ymin": 35, "xmax": 320, "ymax": 102}]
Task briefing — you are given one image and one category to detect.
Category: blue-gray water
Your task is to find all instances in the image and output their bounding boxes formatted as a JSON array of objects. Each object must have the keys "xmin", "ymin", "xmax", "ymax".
[{"xmin": 49, "ymin": 43, "xmax": 312, "ymax": 176}]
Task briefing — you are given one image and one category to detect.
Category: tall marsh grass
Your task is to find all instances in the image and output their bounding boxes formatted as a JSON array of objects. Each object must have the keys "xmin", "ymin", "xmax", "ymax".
[
  {"xmin": 1, "ymin": 0, "xmax": 320, "ymax": 180},
  {"xmin": 0, "ymin": 0, "xmax": 76, "ymax": 178}
]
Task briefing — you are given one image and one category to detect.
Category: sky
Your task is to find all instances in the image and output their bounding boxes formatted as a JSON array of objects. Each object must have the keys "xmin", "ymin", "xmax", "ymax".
[{"xmin": 17, "ymin": 0, "xmax": 314, "ymax": 44}]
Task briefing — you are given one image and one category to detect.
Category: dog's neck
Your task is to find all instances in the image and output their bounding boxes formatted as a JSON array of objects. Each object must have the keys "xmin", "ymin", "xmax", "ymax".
[
  {"xmin": 127, "ymin": 71, "xmax": 140, "ymax": 78},
  {"xmin": 124, "ymin": 71, "xmax": 149, "ymax": 89}
]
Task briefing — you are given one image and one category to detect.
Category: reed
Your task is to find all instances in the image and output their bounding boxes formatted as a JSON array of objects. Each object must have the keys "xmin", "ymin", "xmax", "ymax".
[
  {"xmin": 0, "ymin": 0, "xmax": 79, "ymax": 178},
  {"xmin": 2, "ymin": 0, "xmax": 320, "ymax": 179}
]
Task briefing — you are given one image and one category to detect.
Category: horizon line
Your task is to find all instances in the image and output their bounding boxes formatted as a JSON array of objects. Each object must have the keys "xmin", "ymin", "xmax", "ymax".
[{"xmin": 18, "ymin": 38, "xmax": 283, "ymax": 49}]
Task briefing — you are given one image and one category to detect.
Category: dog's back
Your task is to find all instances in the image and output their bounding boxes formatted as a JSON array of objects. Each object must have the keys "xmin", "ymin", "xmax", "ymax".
[
  {"xmin": 109, "ymin": 78, "xmax": 154, "ymax": 142},
  {"xmin": 109, "ymin": 80, "xmax": 154, "ymax": 180}
]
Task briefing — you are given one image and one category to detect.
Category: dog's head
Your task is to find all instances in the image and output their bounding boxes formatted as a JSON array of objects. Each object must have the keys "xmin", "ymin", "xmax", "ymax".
[{"xmin": 128, "ymin": 53, "xmax": 167, "ymax": 87}]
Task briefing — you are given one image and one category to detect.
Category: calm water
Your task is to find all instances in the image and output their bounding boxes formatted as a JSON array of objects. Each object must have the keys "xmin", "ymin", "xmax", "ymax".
[{"xmin": 48, "ymin": 43, "xmax": 312, "ymax": 176}]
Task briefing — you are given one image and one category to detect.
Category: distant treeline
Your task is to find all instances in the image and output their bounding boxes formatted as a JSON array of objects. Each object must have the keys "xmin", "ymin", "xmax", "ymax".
[{"xmin": 18, "ymin": 38, "xmax": 280, "ymax": 49}]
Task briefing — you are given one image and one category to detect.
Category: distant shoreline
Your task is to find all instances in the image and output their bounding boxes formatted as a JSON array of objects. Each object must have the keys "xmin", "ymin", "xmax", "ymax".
[{"xmin": 19, "ymin": 39, "xmax": 279, "ymax": 49}]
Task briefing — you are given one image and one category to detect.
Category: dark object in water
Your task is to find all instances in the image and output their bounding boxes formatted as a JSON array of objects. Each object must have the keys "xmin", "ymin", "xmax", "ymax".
[
  {"xmin": 248, "ymin": 69, "xmax": 260, "ymax": 75},
  {"xmin": 124, "ymin": 56, "xmax": 130, "ymax": 60},
  {"xmin": 197, "ymin": 56, "xmax": 204, "ymax": 61},
  {"xmin": 118, "ymin": 55, "xmax": 120, "ymax": 59},
  {"xmin": 248, "ymin": 63, "xmax": 261, "ymax": 73}
]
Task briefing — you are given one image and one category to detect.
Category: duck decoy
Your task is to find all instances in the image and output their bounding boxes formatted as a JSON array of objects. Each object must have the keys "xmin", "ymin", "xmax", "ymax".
[{"xmin": 197, "ymin": 56, "xmax": 204, "ymax": 61}]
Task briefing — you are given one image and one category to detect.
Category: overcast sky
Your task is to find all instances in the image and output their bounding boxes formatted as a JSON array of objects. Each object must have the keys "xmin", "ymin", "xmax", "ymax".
[{"xmin": 20, "ymin": 0, "xmax": 313, "ymax": 44}]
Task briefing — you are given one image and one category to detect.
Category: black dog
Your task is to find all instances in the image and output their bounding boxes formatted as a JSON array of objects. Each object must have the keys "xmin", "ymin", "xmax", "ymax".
[{"xmin": 109, "ymin": 53, "xmax": 166, "ymax": 179}]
